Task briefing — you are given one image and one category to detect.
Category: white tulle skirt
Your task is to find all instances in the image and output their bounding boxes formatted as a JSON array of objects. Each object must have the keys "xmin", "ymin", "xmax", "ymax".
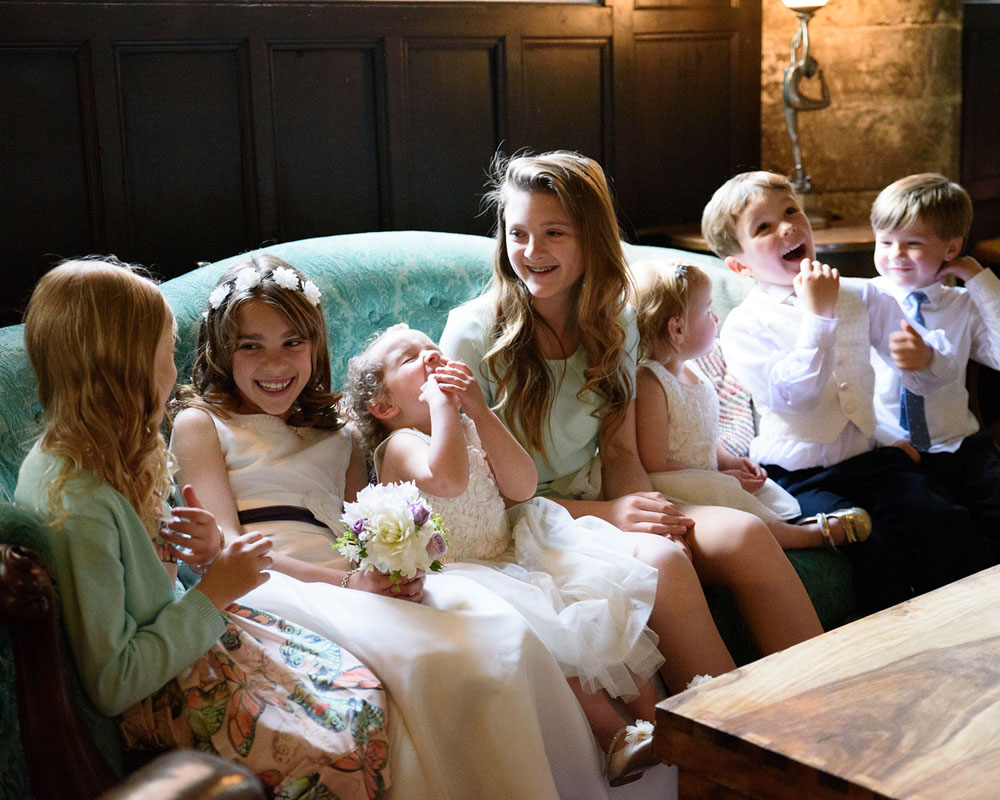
[
  {"xmin": 650, "ymin": 469, "xmax": 800, "ymax": 523},
  {"xmin": 444, "ymin": 497, "xmax": 664, "ymax": 699}
]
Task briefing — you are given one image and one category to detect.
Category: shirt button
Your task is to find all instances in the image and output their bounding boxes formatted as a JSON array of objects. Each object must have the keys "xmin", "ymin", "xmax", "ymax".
[
  {"xmin": 839, "ymin": 381, "xmax": 849, "ymax": 390},
  {"xmin": 844, "ymin": 404, "xmax": 855, "ymax": 414}
]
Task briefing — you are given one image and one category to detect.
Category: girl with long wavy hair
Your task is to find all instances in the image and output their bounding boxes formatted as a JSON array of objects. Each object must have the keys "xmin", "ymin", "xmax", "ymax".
[
  {"xmin": 440, "ymin": 151, "xmax": 823, "ymax": 700},
  {"xmin": 15, "ymin": 259, "xmax": 391, "ymax": 799}
]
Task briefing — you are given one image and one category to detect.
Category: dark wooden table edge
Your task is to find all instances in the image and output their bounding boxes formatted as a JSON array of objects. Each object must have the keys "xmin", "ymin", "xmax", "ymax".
[{"xmin": 654, "ymin": 705, "xmax": 892, "ymax": 800}]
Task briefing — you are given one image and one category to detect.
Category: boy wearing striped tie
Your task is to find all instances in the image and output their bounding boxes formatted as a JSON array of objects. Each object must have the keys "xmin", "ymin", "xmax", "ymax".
[{"xmin": 870, "ymin": 173, "xmax": 1000, "ymax": 570}]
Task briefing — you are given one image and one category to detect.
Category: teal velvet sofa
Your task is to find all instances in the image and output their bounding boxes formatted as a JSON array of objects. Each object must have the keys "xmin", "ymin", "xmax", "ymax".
[{"xmin": 0, "ymin": 230, "xmax": 857, "ymax": 799}]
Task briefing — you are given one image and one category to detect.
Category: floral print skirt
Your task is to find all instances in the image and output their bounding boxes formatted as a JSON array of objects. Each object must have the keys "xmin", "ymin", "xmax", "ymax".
[{"xmin": 120, "ymin": 602, "xmax": 390, "ymax": 800}]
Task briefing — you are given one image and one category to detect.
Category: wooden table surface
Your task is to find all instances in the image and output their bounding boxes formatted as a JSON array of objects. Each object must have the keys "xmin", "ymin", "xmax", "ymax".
[{"xmin": 654, "ymin": 565, "xmax": 1000, "ymax": 800}]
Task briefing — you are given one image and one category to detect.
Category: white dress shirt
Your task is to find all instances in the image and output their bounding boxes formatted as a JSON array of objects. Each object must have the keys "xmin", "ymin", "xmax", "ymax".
[
  {"xmin": 720, "ymin": 278, "xmax": 951, "ymax": 471},
  {"xmin": 870, "ymin": 269, "xmax": 1000, "ymax": 452}
]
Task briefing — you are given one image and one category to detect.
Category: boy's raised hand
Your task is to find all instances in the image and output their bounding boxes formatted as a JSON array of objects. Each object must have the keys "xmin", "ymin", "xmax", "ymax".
[
  {"xmin": 889, "ymin": 320, "xmax": 933, "ymax": 371},
  {"xmin": 793, "ymin": 258, "xmax": 839, "ymax": 318},
  {"xmin": 936, "ymin": 255, "xmax": 984, "ymax": 284}
]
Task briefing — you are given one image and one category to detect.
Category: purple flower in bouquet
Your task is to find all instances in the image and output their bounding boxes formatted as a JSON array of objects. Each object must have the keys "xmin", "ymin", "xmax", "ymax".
[{"xmin": 409, "ymin": 500, "xmax": 431, "ymax": 526}]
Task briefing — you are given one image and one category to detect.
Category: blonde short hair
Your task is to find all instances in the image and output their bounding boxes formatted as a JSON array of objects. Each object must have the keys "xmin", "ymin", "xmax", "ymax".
[
  {"xmin": 870, "ymin": 173, "xmax": 972, "ymax": 243},
  {"xmin": 701, "ymin": 171, "xmax": 794, "ymax": 258},
  {"xmin": 630, "ymin": 260, "xmax": 711, "ymax": 361}
]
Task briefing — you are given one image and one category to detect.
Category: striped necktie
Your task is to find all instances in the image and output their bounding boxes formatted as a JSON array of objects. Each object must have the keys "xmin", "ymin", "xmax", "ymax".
[{"xmin": 899, "ymin": 291, "xmax": 931, "ymax": 451}]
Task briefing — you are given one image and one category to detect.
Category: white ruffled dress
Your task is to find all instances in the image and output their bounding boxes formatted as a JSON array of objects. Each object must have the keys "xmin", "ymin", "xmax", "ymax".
[{"xmin": 374, "ymin": 418, "xmax": 664, "ymax": 699}]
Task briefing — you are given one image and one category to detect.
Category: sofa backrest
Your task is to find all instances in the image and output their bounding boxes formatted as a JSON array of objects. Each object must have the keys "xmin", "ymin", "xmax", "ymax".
[{"xmin": 0, "ymin": 231, "xmax": 743, "ymax": 500}]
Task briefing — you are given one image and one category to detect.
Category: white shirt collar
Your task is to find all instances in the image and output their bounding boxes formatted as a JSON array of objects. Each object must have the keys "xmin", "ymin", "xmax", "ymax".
[
  {"xmin": 758, "ymin": 283, "xmax": 797, "ymax": 304},
  {"xmin": 878, "ymin": 277, "xmax": 945, "ymax": 306}
]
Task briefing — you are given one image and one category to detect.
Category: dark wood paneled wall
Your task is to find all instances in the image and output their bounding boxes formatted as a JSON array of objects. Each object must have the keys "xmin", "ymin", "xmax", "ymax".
[{"xmin": 0, "ymin": 0, "xmax": 761, "ymax": 324}]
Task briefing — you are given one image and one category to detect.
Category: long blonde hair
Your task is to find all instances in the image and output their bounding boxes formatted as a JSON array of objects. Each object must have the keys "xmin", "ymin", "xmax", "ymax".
[
  {"xmin": 24, "ymin": 259, "xmax": 173, "ymax": 536},
  {"xmin": 481, "ymin": 151, "xmax": 632, "ymax": 459},
  {"xmin": 174, "ymin": 254, "xmax": 343, "ymax": 430}
]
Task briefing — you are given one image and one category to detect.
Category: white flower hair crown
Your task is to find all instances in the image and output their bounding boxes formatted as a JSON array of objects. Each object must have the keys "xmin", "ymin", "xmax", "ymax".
[{"xmin": 208, "ymin": 266, "xmax": 322, "ymax": 310}]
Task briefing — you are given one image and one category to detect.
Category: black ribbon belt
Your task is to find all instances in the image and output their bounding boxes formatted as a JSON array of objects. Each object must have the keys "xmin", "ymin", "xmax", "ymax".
[{"xmin": 238, "ymin": 505, "xmax": 327, "ymax": 529}]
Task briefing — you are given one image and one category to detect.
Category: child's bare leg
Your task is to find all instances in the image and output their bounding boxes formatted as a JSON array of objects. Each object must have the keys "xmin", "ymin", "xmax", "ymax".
[
  {"xmin": 622, "ymin": 532, "xmax": 736, "ymax": 692},
  {"xmin": 767, "ymin": 518, "xmax": 848, "ymax": 549},
  {"xmin": 684, "ymin": 505, "xmax": 823, "ymax": 653},
  {"xmin": 568, "ymin": 678, "xmax": 624, "ymax": 751}
]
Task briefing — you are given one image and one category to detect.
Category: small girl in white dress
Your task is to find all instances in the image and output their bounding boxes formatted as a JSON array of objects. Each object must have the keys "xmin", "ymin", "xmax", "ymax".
[
  {"xmin": 346, "ymin": 323, "xmax": 667, "ymax": 786},
  {"xmin": 631, "ymin": 260, "xmax": 871, "ymax": 549}
]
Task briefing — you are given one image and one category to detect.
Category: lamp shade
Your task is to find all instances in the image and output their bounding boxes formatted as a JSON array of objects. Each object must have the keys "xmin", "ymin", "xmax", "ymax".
[{"xmin": 781, "ymin": 0, "xmax": 828, "ymax": 9}]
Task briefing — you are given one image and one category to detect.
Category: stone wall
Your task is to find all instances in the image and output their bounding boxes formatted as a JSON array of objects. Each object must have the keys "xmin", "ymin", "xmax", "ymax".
[{"xmin": 761, "ymin": 0, "xmax": 962, "ymax": 224}]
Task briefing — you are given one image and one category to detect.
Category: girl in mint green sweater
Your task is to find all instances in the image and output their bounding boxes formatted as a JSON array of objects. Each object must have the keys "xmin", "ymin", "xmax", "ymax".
[{"xmin": 15, "ymin": 258, "xmax": 390, "ymax": 799}]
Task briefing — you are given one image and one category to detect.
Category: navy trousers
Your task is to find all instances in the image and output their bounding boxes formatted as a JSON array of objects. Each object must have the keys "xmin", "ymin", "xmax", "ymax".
[{"xmin": 765, "ymin": 445, "xmax": 998, "ymax": 614}]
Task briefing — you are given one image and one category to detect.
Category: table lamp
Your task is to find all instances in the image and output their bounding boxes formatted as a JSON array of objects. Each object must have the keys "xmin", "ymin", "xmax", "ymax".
[{"xmin": 781, "ymin": 0, "xmax": 831, "ymax": 227}]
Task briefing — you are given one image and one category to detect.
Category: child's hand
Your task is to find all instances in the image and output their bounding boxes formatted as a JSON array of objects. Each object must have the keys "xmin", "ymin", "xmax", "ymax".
[
  {"xmin": 346, "ymin": 568, "xmax": 426, "ymax": 603},
  {"xmin": 892, "ymin": 439, "xmax": 922, "ymax": 464},
  {"xmin": 604, "ymin": 492, "xmax": 695, "ymax": 538},
  {"xmin": 793, "ymin": 258, "xmax": 839, "ymax": 318},
  {"xmin": 720, "ymin": 458, "xmax": 767, "ymax": 493},
  {"xmin": 419, "ymin": 373, "xmax": 459, "ymax": 411},
  {"xmin": 161, "ymin": 485, "xmax": 224, "ymax": 567},
  {"xmin": 936, "ymin": 255, "xmax": 983, "ymax": 284},
  {"xmin": 433, "ymin": 360, "xmax": 489, "ymax": 421},
  {"xmin": 197, "ymin": 532, "xmax": 272, "ymax": 610},
  {"xmin": 889, "ymin": 320, "xmax": 933, "ymax": 371}
]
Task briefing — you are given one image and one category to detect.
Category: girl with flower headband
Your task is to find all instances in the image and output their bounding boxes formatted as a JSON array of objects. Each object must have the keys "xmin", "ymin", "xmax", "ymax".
[
  {"xmin": 440, "ymin": 150, "xmax": 823, "ymax": 700},
  {"xmin": 630, "ymin": 259, "xmax": 872, "ymax": 550},
  {"xmin": 171, "ymin": 253, "xmax": 610, "ymax": 800},
  {"xmin": 345, "ymin": 322, "xmax": 665, "ymax": 787},
  {"xmin": 15, "ymin": 258, "xmax": 391, "ymax": 799}
]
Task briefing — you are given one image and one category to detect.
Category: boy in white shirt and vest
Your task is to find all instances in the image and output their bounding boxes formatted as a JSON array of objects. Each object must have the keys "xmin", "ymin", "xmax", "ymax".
[
  {"xmin": 702, "ymin": 171, "xmax": 993, "ymax": 613},
  {"xmin": 869, "ymin": 173, "xmax": 1000, "ymax": 565}
]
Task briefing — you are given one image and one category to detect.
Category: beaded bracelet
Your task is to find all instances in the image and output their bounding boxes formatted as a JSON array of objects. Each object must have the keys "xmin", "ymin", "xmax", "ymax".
[{"xmin": 341, "ymin": 568, "xmax": 358, "ymax": 588}]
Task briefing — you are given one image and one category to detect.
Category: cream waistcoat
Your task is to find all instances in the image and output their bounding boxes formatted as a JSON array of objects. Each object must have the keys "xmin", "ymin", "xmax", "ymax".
[{"xmin": 756, "ymin": 286, "xmax": 876, "ymax": 445}]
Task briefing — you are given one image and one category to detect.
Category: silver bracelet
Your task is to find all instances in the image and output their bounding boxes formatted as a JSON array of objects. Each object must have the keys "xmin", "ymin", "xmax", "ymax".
[
  {"xmin": 341, "ymin": 568, "xmax": 358, "ymax": 588},
  {"xmin": 190, "ymin": 526, "xmax": 226, "ymax": 576}
]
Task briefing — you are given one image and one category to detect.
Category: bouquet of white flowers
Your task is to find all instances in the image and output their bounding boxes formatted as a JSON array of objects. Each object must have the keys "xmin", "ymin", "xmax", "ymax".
[{"xmin": 337, "ymin": 481, "xmax": 448, "ymax": 589}]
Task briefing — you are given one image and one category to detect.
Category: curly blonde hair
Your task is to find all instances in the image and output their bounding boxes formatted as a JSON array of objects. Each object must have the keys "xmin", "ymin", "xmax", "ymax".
[
  {"xmin": 480, "ymin": 150, "xmax": 632, "ymax": 460},
  {"xmin": 174, "ymin": 253, "xmax": 343, "ymax": 430},
  {"xmin": 24, "ymin": 258, "xmax": 173, "ymax": 536},
  {"xmin": 343, "ymin": 323, "xmax": 410, "ymax": 454},
  {"xmin": 629, "ymin": 260, "xmax": 711, "ymax": 361}
]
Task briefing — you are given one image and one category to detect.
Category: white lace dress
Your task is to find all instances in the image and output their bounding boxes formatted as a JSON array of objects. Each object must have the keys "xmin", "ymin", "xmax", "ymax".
[
  {"xmin": 190, "ymin": 412, "xmax": 612, "ymax": 800},
  {"xmin": 640, "ymin": 359, "xmax": 800, "ymax": 522},
  {"xmin": 374, "ymin": 418, "xmax": 664, "ymax": 700}
]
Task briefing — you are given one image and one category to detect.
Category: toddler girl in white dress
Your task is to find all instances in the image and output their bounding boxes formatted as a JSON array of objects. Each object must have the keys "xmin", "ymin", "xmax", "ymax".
[
  {"xmin": 631, "ymin": 260, "xmax": 871, "ymax": 549},
  {"xmin": 346, "ymin": 323, "xmax": 667, "ymax": 787}
]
